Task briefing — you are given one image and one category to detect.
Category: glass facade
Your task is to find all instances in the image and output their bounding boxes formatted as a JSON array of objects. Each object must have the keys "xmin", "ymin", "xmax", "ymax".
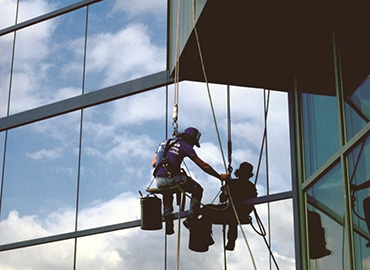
[
  {"xmin": 0, "ymin": 1, "xmax": 293, "ymax": 269},
  {"xmin": 2, "ymin": 1, "xmax": 368, "ymax": 269},
  {"xmin": 298, "ymin": 22, "xmax": 370, "ymax": 270}
]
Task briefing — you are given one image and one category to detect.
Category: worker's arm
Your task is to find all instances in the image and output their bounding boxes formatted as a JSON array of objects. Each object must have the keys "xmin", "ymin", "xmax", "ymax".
[
  {"xmin": 192, "ymin": 157, "xmax": 229, "ymax": 181},
  {"xmin": 152, "ymin": 153, "xmax": 158, "ymax": 168}
]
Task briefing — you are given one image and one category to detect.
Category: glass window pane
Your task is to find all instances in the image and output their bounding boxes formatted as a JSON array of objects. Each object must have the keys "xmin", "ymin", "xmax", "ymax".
[
  {"xmin": 344, "ymin": 76, "xmax": 370, "ymax": 141},
  {"xmin": 347, "ymin": 136, "xmax": 370, "ymax": 269},
  {"xmin": 78, "ymin": 88, "xmax": 167, "ymax": 230},
  {"xmin": 307, "ymin": 207, "xmax": 346, "ymax": 269},
  {"xmin": 9, "ymin": 10, "xmax": 86, "ymax": 114},
  {"xmin": 307, "ymin": 163, "xmax": 347, "ymax": 268},
  {"xmin": 0, "ymin": 0, "xmax": 17, "ymax": 29},
  {"xmin": 307, "ymin": 162, "xmax": 343, "ymax": 218},
  {"xmin": 302, "ymin": 93, "xmax": 340, "ymax": 179},
  {"xmin": 0, "ymin": 113, "xmax": 80, "ymax": 243},
  {"xmin": 0, "ymin": 34, "xmax": 13, "ymax": 117},
  {"xmin": 85, "ymin": 0, "xmax": 167, "ymax": 93},
  {"xmin": 0, "ymin": 240, "xmax": 74, "ymax": 269}
]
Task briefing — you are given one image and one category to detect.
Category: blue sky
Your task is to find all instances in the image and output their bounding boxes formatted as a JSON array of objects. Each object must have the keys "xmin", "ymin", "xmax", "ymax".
[{"xmin": 0, "ymin": 0, "xmax": 294, "ymax": 269}]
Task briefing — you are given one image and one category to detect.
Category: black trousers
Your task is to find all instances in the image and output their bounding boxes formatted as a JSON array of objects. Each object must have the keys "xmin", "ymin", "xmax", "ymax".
[{"xmin": 201, "ymin": 203, "xmax": 252, "ymax": 242}]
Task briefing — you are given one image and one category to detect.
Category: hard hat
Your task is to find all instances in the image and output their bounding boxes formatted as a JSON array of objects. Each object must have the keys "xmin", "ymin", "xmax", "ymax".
[
  {"xmin": 235, "ymin": 162, "xmax": 254, "ymax": 178},
  {"xmin": 184, "ymin": 127, "xmax": 201, "ymax": 147}
]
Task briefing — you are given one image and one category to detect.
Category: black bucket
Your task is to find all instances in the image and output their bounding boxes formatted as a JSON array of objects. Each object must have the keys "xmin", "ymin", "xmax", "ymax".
[
  {"xmin": 141, "ymin": 196, "xmax": 162, "ymax": 230},
  {"xmin": 189, "ymin": 219, "xmax": 212, "ymax": 252}
]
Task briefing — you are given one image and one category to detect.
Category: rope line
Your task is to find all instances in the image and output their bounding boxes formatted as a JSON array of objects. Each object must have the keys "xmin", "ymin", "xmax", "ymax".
[
  {"xmin": 227, "ymin": 184, "xmax": 258, "ymax": 269},
  {"xmin": 173, "ymin": 1, "xmax": 182, "ymax": 269},
  {"xmin": 191, "ymin": 0, "xmax": 227, "ymax": 172},
  {"xmin": 254, "ymin": 90, "xmax": 270, "ymax": 185}
]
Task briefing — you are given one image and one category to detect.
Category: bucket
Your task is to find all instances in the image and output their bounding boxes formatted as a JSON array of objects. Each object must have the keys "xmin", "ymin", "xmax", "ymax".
[
  {"xmin": 189, "ymin": 218, "xmax": 212, "ymax": 252},
  {"xmin": 141, "ymin": 196, "xmax": 162, "ymax": 230}
]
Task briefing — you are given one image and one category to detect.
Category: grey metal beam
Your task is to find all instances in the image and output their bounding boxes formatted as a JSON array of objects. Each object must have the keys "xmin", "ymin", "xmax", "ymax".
[
  {"xmin": 0, "ymin": 219, "xmax": 141, "ymax": 252},
  {"xmin": 0, "ymin": 70, "xmax": 173, "ymax": 132},
  {"xmin": 0, "ymin": 0, "xmax": 103, "ymax": 37},
  {"xmin": 0, "ymin": 190, "xmax": 292, "ymax": 252}
]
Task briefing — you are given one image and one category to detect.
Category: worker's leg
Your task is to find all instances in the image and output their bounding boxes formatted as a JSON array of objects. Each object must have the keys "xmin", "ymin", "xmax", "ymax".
[
  {"xmin": 225, "ymin": 223, "xmax": 237, "ymax": 251},
  {"xmin": 181, "ymin": 176, "xmax": 203, "ymax": 218}
]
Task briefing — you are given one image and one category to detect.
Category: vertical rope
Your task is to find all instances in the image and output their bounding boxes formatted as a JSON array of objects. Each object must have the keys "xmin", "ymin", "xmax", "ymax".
[
  {"xmin": 172, "ymin": 0, "xmax": 182, "ymax": 136},
  {"xmin": 191, "ymin": 0, "xmax": 227, "ymax": 172},
  {"xmin": 176, "ymin": 196, "xmax": 183, "ymax": 270},
  {"xmin": 0, "ymin": 0, "xmax": 20, "ymax": 221},
  {"xmin": 263, "ymin": 89, "xmax": 272, "ymax": 270},
  {"xmin": 174, "ymin": 1, "xmax": 182, "ymax": 269},
  {"xmin": 73, "ymin": 5, "xmax": 89, "ymax": 270},
  {"xmin": 254, "ymin": 90, "xmax": 270, "ymax": 185}
]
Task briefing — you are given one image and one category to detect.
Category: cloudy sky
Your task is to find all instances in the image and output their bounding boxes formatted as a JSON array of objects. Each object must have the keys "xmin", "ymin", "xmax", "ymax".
[{"xmin": 0, "ymin": 0, "xmax": 294, "ymax": 269}]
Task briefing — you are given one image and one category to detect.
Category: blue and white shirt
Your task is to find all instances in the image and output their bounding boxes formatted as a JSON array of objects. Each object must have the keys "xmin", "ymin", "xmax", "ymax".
[{"xmin": 154, "ymin": 138, "xmax": 197, "ymax": 177}]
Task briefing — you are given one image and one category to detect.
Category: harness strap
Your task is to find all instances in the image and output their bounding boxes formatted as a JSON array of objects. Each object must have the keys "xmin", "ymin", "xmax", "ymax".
[{"xmin": 153, "ymin": 138, "xmax": 180, "ymax": 177}]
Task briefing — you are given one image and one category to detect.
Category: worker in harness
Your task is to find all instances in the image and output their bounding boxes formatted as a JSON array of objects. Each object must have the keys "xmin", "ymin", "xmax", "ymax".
[
  {"xmin": 201, "ymin": 162, "xmax": 257, "ymax": 250},
  {"xmin": 152, "ymin": 127, "xmax": 229, "ymax": 235}
]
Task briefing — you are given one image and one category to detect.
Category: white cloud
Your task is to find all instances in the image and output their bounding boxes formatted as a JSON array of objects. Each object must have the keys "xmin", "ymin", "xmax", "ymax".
[
  {"xmin": 112, "ymin": 0, "xmax": 166, "ymax": 20},
  {"xmin": 106, "ymin": 132, "xmax": 155, "ymax": 162},
  {"xmin": 0, "ymin": 193, "xmax": 295, "ymax": 270},
  {"xmin": 86, "ymin": 23, "xmax": 166, "ymax": 87},
  {"xmin": 26, "ymin": 147, "xmax": 63, "ymax": 160},
  {"xmin": 110, "ymin": 89, "xmax": 166, "ymax": 126}
]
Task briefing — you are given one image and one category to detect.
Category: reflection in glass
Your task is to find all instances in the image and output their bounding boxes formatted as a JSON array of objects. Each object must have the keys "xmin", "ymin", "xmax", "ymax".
[
  {"xmin": 78, "ymin": 89, "xmax": 167, "ymax": 230},
  {"xmin": 307, "ymin": 207, "xmax": 346, "ymax": 269},
  {"xmin": 0, "ymin": 240, "xmax": 74, "ymax": 269},
  {"xmin": 307, "ymin": 162, "xmax": 343, "ymax": 218},
  {"xmin": 9, "ymin": 10, "xmax": 86, "ymax": 114},
  {"xmin": 307, "ymin": 163, "xmax": 346, "ymax": 268},
  {"xmin": 345, "ymin": 75, "xmax": 370, "ymax": 141},
  {"xmin": 348, "ymin": 136, "xmax": 370, "ymax": 269},
  {"xmin": 75, "ymin": 228, "xmax": 165, "ymax": 269},
  {"xmin": 0, "ymin": 35, "xmax": 12, "ymax": 117},
  {"xmin": 0, "ymin": 113, "xmax": 80, "ymax": 243},
  {"xmin": 302, "ymin": 93, "xmax": 340, "ymax": 179}
]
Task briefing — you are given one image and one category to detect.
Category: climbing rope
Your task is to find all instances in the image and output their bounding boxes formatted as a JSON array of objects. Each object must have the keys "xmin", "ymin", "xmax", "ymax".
[
  {"xmin": 254, "ymin": 90, "xmax": 270, "ymax": 186},
  {"xmin": 173, "ymin": 1, "xmax": 182, "ymax": 269},
  {"xmin": 190, "ymin": 1, "xmax": 258, "ymax": 269}
]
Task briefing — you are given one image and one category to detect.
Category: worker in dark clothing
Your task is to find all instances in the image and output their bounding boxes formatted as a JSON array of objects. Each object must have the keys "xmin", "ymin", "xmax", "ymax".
[
  {"xmin": 152, "ymin": 127, "xmax": 229, "ymax": 235},
  {"xmin": 201, "ymin": 162, "xmax": 257, "ymax": 251}
]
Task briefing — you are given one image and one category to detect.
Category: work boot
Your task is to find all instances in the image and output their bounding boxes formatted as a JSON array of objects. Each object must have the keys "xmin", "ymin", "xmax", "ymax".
[
  {"xmin": 225, "ymin": 240, "xmax": 235, "ymax": 251},
  {"xmin": 164, "ymin": 214, "xmax": 175, "ymax": 235}
]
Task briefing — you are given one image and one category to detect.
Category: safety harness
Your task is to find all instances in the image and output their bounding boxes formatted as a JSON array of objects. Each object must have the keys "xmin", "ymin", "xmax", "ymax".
[{"xmin": 153, "ymin": 138, "xmax": 180, "ymax": 179}]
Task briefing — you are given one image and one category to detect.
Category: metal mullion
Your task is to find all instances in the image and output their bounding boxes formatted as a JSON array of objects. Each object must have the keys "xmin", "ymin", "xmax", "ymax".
[
  {"xmin": 290, "ymin": 77, "xmax": 308, "ymax": 270},
  {"xmin": 302, "ymin": 122, "xmax": 370, "ymax": 192},
  {"xmin": 0, "ymin": 70, "xmax": 173, "ymax": 132},
  {"xmin": 333, "ymin": 28, "xmax": 355, "ymax": 269},
  {"xmin": 0, "ymin": 0, "xmax": 103, "ymax": 37}
]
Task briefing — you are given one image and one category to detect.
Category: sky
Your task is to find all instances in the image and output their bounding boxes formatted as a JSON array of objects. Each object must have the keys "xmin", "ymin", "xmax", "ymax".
[{"xmin": 0, "ymin": 0, "xmax": 294, "ymax": 269}]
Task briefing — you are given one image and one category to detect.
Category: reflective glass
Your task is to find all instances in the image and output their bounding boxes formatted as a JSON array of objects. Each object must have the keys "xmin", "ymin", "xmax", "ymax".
[
  {"xmin": 0, "ymin": 113, "xmax": 80, "ymax": 243},
  {"xmin": 307, "ymin": 162, "xmax": 343, "ymax": 218},
  {"xmin": 307, "ymin": 207, "xmax": 347, "ymax": 270},
  {"xmin": 307, "ymin": 163, "xmax": 347, "ymax": 268},
  {"xmin": 9, "ymin": 10, "xmax": 86, "ymax": 114},
  {"xmin": 84, "ymin": 0, "xmax": 167, "ymax": 92},
  {"xmin": 78, "ymin": 87, "xmax": 167, "ymax": 230},
  {"xmin": 0, "ymin": 0, "xmax": 17, "ymax": 29},
  {"xmin": 0, "ymin": 240, "xmax": 74, "ymax": 269},
  {"xmin": 344, "ymin": 76, "xmax": 370, "ymax": 141},
  {"xmin": 302, "ymin": 93, "xmax": 340, "ymax": 179},
  {"xmin": 0, "ymin": 34, "xmax": 13, "ymax": 117},
  {"xmin": 75, "ymin": 228, "xmax": 167, "ymax": 269},
  {"xmin": 347, "ymin": 136, "xmax": 370, "ymax": 269}
]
